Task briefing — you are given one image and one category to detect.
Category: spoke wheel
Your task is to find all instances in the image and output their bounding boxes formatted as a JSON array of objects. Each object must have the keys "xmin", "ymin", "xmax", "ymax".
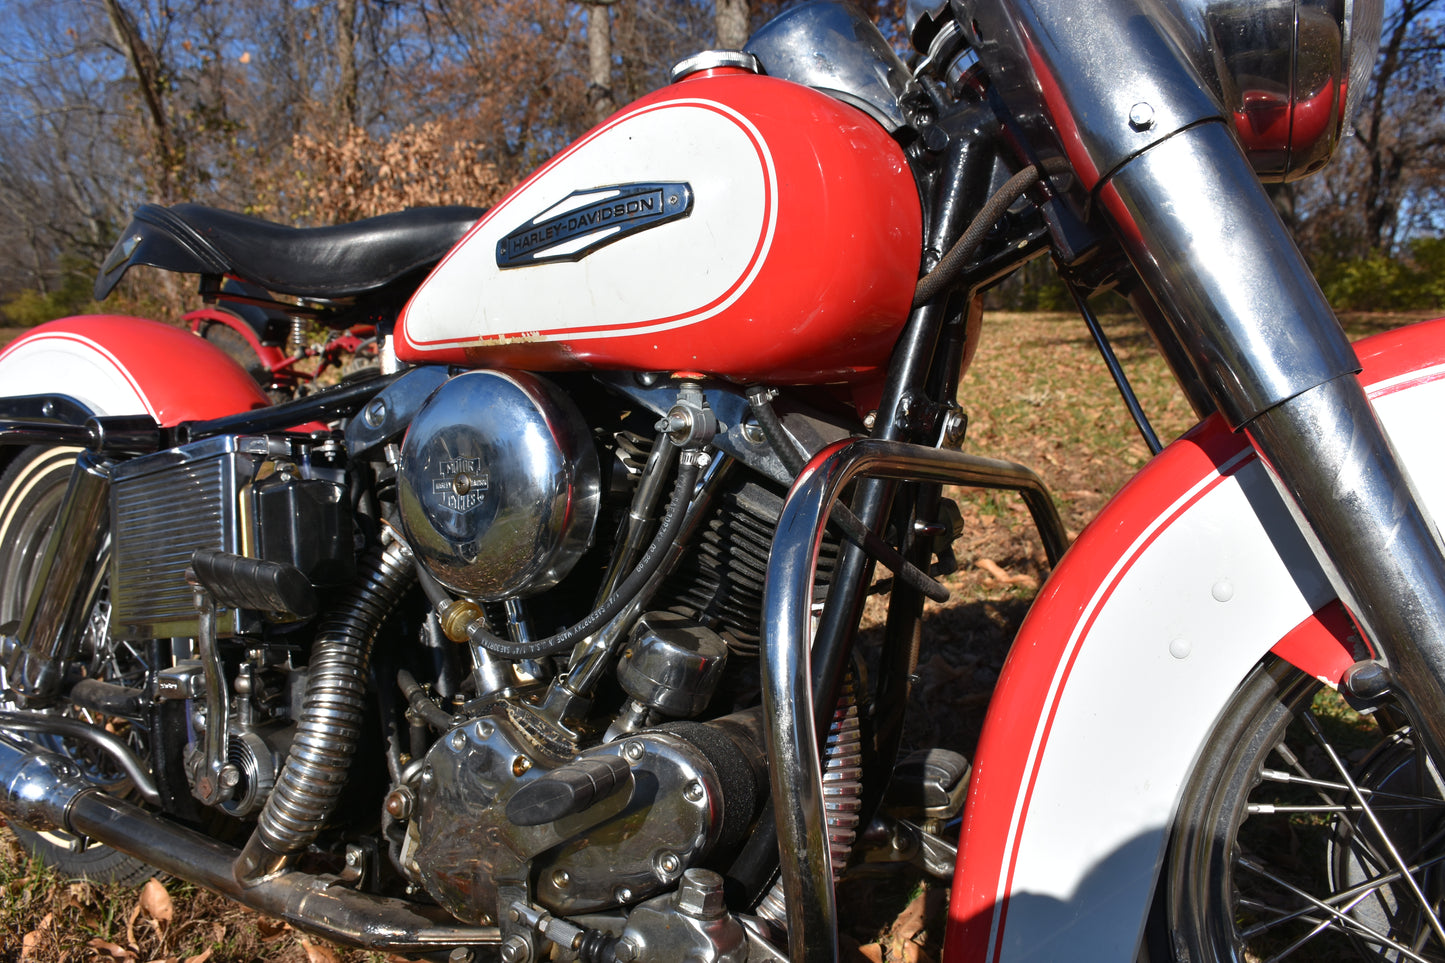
[
  {"xmin": 0, "ymin": 446, "xmax": 154, "ymax": 885},
  {"xmin": 1168, "ymin": 658, "xmax": 1445, "ymax": 962}
]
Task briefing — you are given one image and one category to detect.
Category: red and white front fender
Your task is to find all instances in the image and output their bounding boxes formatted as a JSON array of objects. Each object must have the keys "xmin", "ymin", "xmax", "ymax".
[
  {"xmin": 0, "ymin": 315, "xmax": 269, "ymax": 424},
  {"xmin": 946, "ymin": 318, "xmax": 1445, "ymax": 961}
]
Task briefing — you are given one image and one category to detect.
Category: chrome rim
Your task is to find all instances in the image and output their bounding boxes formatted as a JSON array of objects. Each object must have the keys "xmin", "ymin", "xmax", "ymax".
[{"xmin": 1175, "ymin": 663, "xmax": 1445, "ymax": 962}]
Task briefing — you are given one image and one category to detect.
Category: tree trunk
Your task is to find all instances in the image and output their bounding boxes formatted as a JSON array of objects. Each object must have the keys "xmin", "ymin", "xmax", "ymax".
[
  {"xmin": 100, "ymin": 0, "xmax": 178, "ymax": 202},
  {"xmin": 336, "ymin": 0, "xmax": 360, "ymax": 128},
  {"xmin": 716, "ymin": 0, "xmax": 750, "ymax": 49},
  {"xmin": 1350, "ymin": 0, "xmax": 1444, "ymax": 255},
  {"xmin": 586, "ymin": 2, "xmax": 615, "ymax": 125}
]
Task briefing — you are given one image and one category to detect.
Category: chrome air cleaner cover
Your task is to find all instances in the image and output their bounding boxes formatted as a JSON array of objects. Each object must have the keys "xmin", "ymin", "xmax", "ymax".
[{"xmin": 398, "ymin": 370, "xmax": 600, "ymax": 599}]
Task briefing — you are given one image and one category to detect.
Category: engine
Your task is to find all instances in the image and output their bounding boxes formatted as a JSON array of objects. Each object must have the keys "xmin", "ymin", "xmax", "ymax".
[
  {"xmin": 82, "ymin": 363, "xmax": 855, "ymax": 962},
  {"xmin": 410, "ymin": 708, "xmax": 767, "ymax": 922}
]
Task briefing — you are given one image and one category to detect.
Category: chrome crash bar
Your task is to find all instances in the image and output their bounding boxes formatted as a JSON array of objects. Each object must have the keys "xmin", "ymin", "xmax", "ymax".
[{"xmin": 760, "ymin": 438, "xmax": 1067, "ymax": 963}]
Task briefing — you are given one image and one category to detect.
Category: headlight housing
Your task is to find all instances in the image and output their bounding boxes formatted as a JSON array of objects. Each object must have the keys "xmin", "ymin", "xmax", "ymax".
[{"xmin": 1182, "ymin": 0, "xmax": 1384, "ymax": 181}]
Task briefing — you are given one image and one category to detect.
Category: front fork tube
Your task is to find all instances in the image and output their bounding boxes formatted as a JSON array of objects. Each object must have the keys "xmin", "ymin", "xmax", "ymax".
[
  {"xmin": 1102, "ymin": 120, "xmax": 1445, "ymax": 759},
  {"xmin": 4, "ymin": 452, "xmax": 110, "ymax": 708},
  {"xmin": 1248, "ymin": 377, "xmax": 1445, "ymax": 758}
]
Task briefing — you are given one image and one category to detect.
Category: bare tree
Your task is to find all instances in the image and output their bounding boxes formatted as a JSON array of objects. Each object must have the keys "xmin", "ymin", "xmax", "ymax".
[
  {"xmin": 1291, "ymin": 0, "xmax": 1445, "ymax": 260},
  {"xmin": 585, "ymin": 1, "xmax": 617, "ymax": 123},
  {"xmin": 1353, "ymin": 0, "xmax": 1445, "ymax": 253},
  {"xmin": 336, "ymin": 0, "xmax": 361, "ymax": 127},
  {"xmin": 715, "ymin": 0, "xmax": 749, "ymax": 48}
]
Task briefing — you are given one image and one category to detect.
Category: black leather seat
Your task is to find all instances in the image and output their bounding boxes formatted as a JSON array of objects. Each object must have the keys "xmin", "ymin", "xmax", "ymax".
[{"xmin": 96, "ymin": 203, "xmax": 487, "ymax": 301}]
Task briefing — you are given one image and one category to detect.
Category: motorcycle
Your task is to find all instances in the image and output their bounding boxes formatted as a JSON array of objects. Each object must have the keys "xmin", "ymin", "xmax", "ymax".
[
  {"xmin": 0, "ymin": 0, "xmax": 1436, "ymax": 959},
  {"xmin": 157, "ymin": 204, "xmax": 487, "ymax": 399}
]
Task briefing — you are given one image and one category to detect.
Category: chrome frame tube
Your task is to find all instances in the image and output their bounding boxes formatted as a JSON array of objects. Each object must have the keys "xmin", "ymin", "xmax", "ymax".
[
  {"xmin": 761, "ymin": 439, "xmax": 1066, "ymax": 963},
  {"xmin": 0, "ymin": 710, "xmax": 160, "ymax": 805}
]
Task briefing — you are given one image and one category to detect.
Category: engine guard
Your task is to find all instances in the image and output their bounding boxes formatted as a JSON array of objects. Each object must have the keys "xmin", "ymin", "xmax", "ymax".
[
  {"xmin": 0, "ymin": 315, "xmax": 270, "ymax": 426},
  {"xmin": 947, "ymin": 316, "xmax": 1445, "ymax": 962}
]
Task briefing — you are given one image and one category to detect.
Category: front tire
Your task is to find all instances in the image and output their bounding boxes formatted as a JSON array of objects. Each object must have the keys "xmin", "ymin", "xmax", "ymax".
[
  {"xmin": 0, "ymin": 445, "xmax": 155, "ymax": 885},
  {"xmin": 1166, "ymin": 657, "xmax": 1445, "ymax": 961}
]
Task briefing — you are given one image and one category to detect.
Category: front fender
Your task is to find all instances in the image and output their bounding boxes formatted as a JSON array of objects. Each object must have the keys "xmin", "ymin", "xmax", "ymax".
[
  {"xmin": 0, "ymin": 315, "xmax": 270, "ymax": 425},
  {"xmin": 946, "ymin": 318, "xmax": 1445, "ymax": 962}
]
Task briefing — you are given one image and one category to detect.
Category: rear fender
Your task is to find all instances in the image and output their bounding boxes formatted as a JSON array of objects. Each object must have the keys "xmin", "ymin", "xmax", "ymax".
[
  {"xmin": 0, "ymin": 315, "xmax": 270, "ymax": 426},
  {"xmin": 945, "ymin": 318, "xmax": 1445, "ymax": 962},
  {"xmin": 184, "ymin": 307, "xmax": 288, "ymax": 368}
]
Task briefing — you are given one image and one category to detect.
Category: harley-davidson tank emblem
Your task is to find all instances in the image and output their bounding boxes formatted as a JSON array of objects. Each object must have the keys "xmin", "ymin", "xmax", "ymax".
[
  {"xmin": 496, "ymin": 182, "xmax": 693, "ymax": 268},
  {"xmin": 432, "ymin": 457, "xmax": 489, "ymax": 512}
]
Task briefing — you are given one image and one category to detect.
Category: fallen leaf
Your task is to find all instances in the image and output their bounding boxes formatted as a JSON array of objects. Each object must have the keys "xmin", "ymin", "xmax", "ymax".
[
  {"xmin": 87, "ymin": 937, "xmax": 138, "ymax": 961},
  {"xmin": 856, "ymin": 943, "xmax": 884, "ymax": 963},
  {"xmin": 882, "ymin": 937, "xmax": 922, "ymax": 963},
  {"xmin": 126, "ymin": 899, "xmax": 144, "ymax": 949},
  {"xmin": 300, "ymin": 937, "xmax": 340, "ymax": 963},
  {"xmin": 257, "ymin": 916, "xmax": 289, "ymax": 941},
  {"xmin": 64, "ymin": 880, "xmax": 95, "ymax": 910},
  {"xmin": 140, "ymin": 877, "xmax": 174, "ymax": 925},
  {"xmin": 20, "ymin": 929, "xmax": 44, "ymax": 963},
  {"xmin": 184, "ymin": 952, "xmax": 213, "ymax": 963},
  {"xmin": 891, "ymin": 890, "xmax": 929, "ymax": 942}
]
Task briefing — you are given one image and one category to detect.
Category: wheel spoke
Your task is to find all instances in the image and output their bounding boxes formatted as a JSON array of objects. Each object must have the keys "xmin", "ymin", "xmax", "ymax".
[
  {"xmin": 1274, "ymin": 725, "xmax": 1399, "ymax": 876},
  {"xmin": 1239, "ymin": 856, "xmax": 1439, "ymax": 963},
  {"xmin": 1259, "ymin": 767, "xmax": 1445, "ymax": 809},
  {"xmin": 1301, "ymin": 710, "xmax": 1445, "ymax": 951},
  {"xmin": 1250, "ymin": 802, "xmax": 1444, "ymax": 814},
  {"xmin": 1240, "ymin": 849, "xmax": 1445, "ymax": 937}
]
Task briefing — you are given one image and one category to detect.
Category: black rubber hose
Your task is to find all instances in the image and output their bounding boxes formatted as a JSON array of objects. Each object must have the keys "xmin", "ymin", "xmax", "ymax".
[
  {"xmin": 396, "ymin": 668, "xmax": 454, "ymax": 732},
  {"xmin": 463, "ymin": 458, "xmax": 702, "ymax": 659},
  {"xmin": 745, "ymin": 390, "xmax": 949, "ymax": 604},
  {"xmin": 912, "ymin": 164, "xmax": 1040, "ymax": 308}
]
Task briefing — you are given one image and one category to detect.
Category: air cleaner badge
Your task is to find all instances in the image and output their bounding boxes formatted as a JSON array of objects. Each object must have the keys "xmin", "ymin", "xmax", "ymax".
[
  {"xmin": 496, "ymin": 182, "xmax": 693, "ymax": 268},
  {"xmin": 432, "ymin": 457, "xmax": 489, "ymax": 512}
]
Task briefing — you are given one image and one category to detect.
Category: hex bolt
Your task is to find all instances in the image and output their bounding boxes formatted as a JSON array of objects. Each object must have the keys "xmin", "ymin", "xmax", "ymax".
[
  {"xmin": 655, "ymin": 850, "xmax": 681, "ymax": 878},
  {"xmin": 552, "ymin": 869, "xmax": 571, "ymax": 890},
  {"xmin": 622, "ymin": 740, "xmax": 645, "ymax": 762},
  {"xmin": 614, "ymin": 939, "xmax": 640, "ymax": 962},
  {"xmin": 449, "ymin": 729, "xmax": 467, "ymax": 751},
  {"xmin": 345, "ymin": 846, "xmax": 363, "ymax": 866},
  {"xmin": 683, "ymin": 780, "xmax": 705, "ymax": 802},
  {"xmin": 675, "ymin": 867, "xmax": 727, "ymax": 919},
  {"xmin": 1128, "ymin": 101, "xmax": 1155, "ymax": 131},
  {"xmin": 498, "ymin": 936, "xmax": 530, "ymax": 963},
  {"xmin": 384, "ymin": 787, "xmax": 415, "ymax": 820}
]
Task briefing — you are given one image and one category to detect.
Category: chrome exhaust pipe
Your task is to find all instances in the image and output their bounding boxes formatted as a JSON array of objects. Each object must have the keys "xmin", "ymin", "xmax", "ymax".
[{"xmin": 0, "ymin": 733, "xmax": 498, "ymax": 953}]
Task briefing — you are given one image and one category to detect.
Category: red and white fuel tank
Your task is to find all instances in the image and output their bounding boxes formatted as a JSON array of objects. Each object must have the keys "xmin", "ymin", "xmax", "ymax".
[{"xmin": 395, "ymin": 67, "xmax": 923, "ymax": 384}]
